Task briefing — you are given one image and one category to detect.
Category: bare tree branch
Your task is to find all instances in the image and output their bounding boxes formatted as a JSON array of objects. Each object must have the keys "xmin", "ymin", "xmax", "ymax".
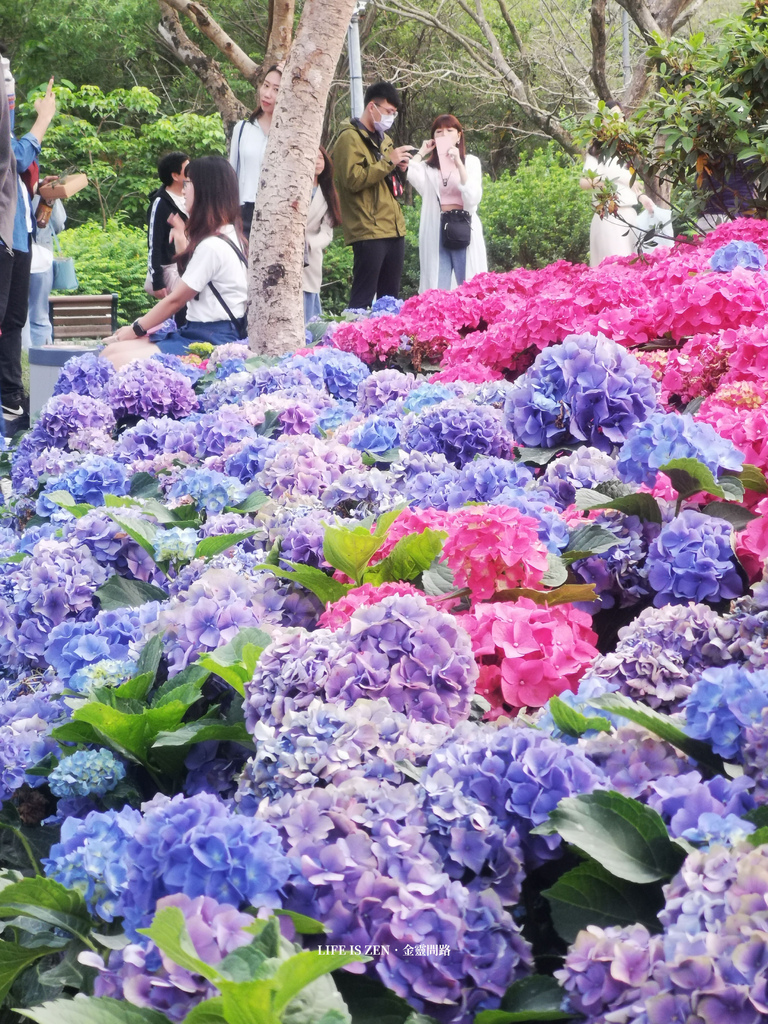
[
  {"xmin": 590, "ymin": 0, "xmax": 615, "ymax": 102},
  {"xmin": 672, "ymin": 0, "xmax": 706, "ymax": 32},
  {"xmin": 495, "ymin": 0, "xmax": 526, "ymax": 54},
  {"xmin": 161, "ymin": 0, "xmax": 262, "ymax": 83},
  {"xmin": 157, "ymin": 1, "xmax": 249, "ymax": 129},
  {"xmin": 613, "ymin": 0, "xmax": 662, "ymax": 40}
]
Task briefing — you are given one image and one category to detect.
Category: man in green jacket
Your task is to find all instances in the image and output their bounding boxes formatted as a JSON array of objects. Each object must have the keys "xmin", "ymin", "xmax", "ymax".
[{"xmin": 332, "ymin": 81, "xmax": 413, "ymax": 309}]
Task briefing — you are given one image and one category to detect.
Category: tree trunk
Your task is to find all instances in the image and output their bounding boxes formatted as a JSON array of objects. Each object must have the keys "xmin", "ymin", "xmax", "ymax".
[
  {"xmin": 264, "ymin": 0, "xmax": 296, "ymax": 68},
  {"xmin": 247, "ymin": 0, "xmax": 357, "ymax": 354}
]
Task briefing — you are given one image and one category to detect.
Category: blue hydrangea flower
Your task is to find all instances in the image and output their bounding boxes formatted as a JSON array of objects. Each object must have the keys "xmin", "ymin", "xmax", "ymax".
[
  {"xmin": 710, "ymin": 240, "xmax": 767, "ymax": 272},
  {"xmin": 119, "ymin": 791, "xmax": 293, "ymax": 935},
  {"xmin": 404, "ymin": 382, "xmax": 456, "ymax": 414},
  {"xmin": 505, "ymin": 333, "xmax": 659, "ymax": 452},
  {"xmin": 44, "ymin": 806, "xmax": 142, "ymax": 921},
  {"xmin": 169, "ymin": 468, "xmax": 247, "ymax": 515},
  {"xmin": 349, "ymin": 414, "xmax": 401, "ymax": 455},
  {"xmin": 224, "ymin": 436, "xmax": 279, "ymax": 484},
  {"xmin": 49, "ymin": 748, "xmax": 126, "ymax": 799},
  {"xmin": 153, "ymin": 527, "xmax": 199, "ymax": 563},
  {"xmin": 36, "ymin": 455, "xmax": 131, "ymax": 516},
  {"xmin": 291, "ymin": 348, "xmax": 370, "ymax": 400},
  {"xmin": 684, "ymin": 663, "xmax": 768, "ymax": 760},
  {"xmin": 370, "ymin": 295, "xmax": 404, "ymax": 316},
  {"xmin": 646, "ymin": 509, "xmax": 743, "ymax": 607},
  {"xmin": 617, "ymin": 411, "xmax": 745, "ymax": 488},
  {"xmin": 421, "ymin": 720, "xmax": 606, "ymax": 869}
]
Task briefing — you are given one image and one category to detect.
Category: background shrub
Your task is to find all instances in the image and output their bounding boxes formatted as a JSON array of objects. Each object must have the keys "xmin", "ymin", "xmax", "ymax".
[
  {"xmin": 56, "ymin": 219, "xmax": 152, "ymax": 323},
  {"xmin": 480, "ymin": 145, "xmax": 591, "ymax": 270}
]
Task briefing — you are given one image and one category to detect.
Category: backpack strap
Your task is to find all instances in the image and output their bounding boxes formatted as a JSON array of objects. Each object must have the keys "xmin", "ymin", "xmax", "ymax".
[
  {"xmin": 213, "ymin": 231, "xmax": 248, "ymax": 265},
  {"xmin": 234, "ymin": 120, "xmax": 246, "ymax": 181}
]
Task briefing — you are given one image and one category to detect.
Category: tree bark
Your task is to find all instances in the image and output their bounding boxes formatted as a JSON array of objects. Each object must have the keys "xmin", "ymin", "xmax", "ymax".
[
  {"xmin": 247, "ymin": 0, "xmax": 358, "ymax": 354},
  {"xmin": 157, "ymin": 1, "xmax": 249, "ymax": 129},
  {"xmin": 264, "ymin": 0, "xmax": 296, "ymax": 68}
]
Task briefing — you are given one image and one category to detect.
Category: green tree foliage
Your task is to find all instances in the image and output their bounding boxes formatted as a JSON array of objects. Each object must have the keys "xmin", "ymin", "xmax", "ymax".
[
  {"xmin": 18, "ymin": 84, "xmax": 226, "ymax": 228},
  {"xmin": 480, "ymin": 147, "xmax": 591, "ymax": 270},
  {"xmin": 577, "ymin": 1, "xmax": 768, "ymax": 225},
  {"xmin": 56, "ymin": 220, "xmax": 152, "ymax": 323}
]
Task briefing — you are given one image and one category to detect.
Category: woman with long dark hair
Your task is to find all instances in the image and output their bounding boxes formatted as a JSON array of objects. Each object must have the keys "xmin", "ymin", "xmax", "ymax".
[
  {"xmin": 580, "ymin": 102, "xmax": 653, "ymax": 266},
  {"xmin": 229, "ymin": 65, "xmax": 282, "ymax": 235},
  {"xmin": 303, "ymin": 146, "xmax": 341, "ymax": 322},
  {"xmin": 407, "ymin": 113, "xmax": 487, "ymax": 292},
  {"xmin": 102, "ymin": 156, "xmax": 248, "ymax": 366}
]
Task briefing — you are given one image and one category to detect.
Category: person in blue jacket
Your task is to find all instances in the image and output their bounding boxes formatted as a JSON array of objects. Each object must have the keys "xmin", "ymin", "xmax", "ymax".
[{"xmin": 0, "ymin": 50, "xmax": 56, "ymax": 428}]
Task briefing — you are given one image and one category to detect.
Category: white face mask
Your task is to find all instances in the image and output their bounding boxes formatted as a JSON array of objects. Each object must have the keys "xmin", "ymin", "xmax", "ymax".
[{"xmin": 373, "ymin": 104, "xmax": 396, "ymax": 133}]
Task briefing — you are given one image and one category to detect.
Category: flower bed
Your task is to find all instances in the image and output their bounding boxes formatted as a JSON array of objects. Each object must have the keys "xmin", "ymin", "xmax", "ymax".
[{"xmin": 3, "ymin": 221, "xmax": 768, "ymax": 1024}]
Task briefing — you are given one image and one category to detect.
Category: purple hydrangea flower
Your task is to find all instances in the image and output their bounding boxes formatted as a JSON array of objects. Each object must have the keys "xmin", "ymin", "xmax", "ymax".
[
  {"xmin": 421, "ymin": 720, "xmax": 606, "ymax": 869},
  {"xmin": 38, "ymin": 393, "xmax": 117, "ymax": 446},
  {"xmin": 646, "ymin": 510, "xmax": 743, "ymax": 607},
  {"xmin": 535, "ymin": 446, "xmax": 619, "ymax": 509},
  {"xmin": 237, "ymin": 697, "xmax": 452, "ymax": 806},
  {"xmin": 647, "ymin": 770, "xmax": 755, "ymax": 839},
  {"xmin": 402, "ymin": 397, "xmax": 513, "ymax": 468},
  {"xmin": 588, "ymin": 603, "xmax": 729, "ymax": 712},
  {"xmin": 106, "ymin": 360, "xmax": 198, "ymax": 420},
  {"xmin": 321, "ymin": 594, "xmax": 477, "ymax": 726},
  {"xmin": 52, "ymin": 351, "xmax": 115, "ymax": 399},
  {"xmin": 505, "ymin": 333, "xmax": 659, "ymax": 452},
  {"xmin": 151, "ymin": 568, "xmax": 273, "ymax": 674},
  {"xmin": 86, "ymin": 894, "xmax": 254, "ymax": 1021},
  {"xmin": 0, "ymin": 683, "xmax": 67, "ymax": 802},
  {"xmin": 357, "ymin": 369, "xmax": 418, "ymax": 413}
]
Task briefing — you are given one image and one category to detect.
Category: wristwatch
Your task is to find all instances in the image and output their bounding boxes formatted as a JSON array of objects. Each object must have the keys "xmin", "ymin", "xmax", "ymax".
[{"xmin": 131, "ymin": 320, "xmax": 148, "ymax": 337}]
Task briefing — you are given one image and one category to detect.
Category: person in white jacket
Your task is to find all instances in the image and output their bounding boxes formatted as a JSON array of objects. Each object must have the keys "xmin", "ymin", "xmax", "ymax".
[
  {"xmin": 303, "ymin": 146, "xmax": 341, "ymax": 323},
  {"xmin": 407, "ymin": 114, "xmax": 487, "ymax": 292}
]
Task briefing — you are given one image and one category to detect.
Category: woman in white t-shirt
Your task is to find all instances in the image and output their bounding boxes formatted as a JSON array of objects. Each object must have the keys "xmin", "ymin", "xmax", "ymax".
[
  {"xmin": 102, "ymin": 156, "xmax": 248, "ymax": 367},
  {"xmin": 229, "ymin": 65, "xmax": 282, "ymax": 237}
]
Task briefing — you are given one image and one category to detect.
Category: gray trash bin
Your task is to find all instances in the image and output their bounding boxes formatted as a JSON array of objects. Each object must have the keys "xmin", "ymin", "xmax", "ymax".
[{"xmin": 29, "ymin": 345, "xmax": 97, "ymax": 419}]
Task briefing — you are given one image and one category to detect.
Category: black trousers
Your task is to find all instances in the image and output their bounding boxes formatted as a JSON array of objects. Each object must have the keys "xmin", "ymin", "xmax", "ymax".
[
  {"xmin": 241, "ymin": 202, "xmax": 255, "ymax": 238},
  {"xmin": 0, "ymin": 243, "xmax": 32, "ymax": 406},
  {"xmin": 349, "ymin": 235, "xmax": 405, "ymax": 310}
]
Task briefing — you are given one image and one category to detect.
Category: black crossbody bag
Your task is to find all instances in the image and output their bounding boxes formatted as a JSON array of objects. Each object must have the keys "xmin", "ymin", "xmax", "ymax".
[
  {"xmin": 206, "ymin": 233, "xmax": 248, "ymax": 339},
  {"xmin": 440, "ymin": 209, "xmax": 472, "ymax": 250}
]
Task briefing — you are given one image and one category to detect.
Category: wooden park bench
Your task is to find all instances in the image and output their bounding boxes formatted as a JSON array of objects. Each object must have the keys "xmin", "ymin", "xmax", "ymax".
[
  {"xmin": 49, "ymin": 293, "xmax": 118, "ymax": 342},
  {"xmin": 29, "ymin": 294, "xmax": 119, "ymax": 417}
]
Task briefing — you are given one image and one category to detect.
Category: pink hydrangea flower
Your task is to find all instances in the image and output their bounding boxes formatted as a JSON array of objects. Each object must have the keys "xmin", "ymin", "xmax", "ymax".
[{"xmin": 458, "ymin": 598, "xmax": 598, "ymax": 713}]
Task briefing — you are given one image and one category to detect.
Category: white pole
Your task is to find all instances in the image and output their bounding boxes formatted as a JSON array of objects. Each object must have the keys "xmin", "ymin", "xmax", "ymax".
[
  {"xmin": 622, "ymin": 8, "xmax": 631, "ymax": 88},
  {"xmin": 347, "ymin": 13, "xmax": 364, "ymax": 120}
]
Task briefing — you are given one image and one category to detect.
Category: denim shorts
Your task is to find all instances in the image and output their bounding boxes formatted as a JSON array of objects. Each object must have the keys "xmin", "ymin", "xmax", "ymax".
[{"xmin": 153, "ymin": 319, "xmax": 243, "ymax": 355}]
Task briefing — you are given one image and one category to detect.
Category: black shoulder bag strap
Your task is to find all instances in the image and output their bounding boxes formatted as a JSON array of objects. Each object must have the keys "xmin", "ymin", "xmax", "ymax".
[
  {"xmin": 234, "ymin": 120, "xmax": 246, "ymax": 181},
  {"xmin": 207, "ymin": 233, "xmax": 248, "ymax": 331}
]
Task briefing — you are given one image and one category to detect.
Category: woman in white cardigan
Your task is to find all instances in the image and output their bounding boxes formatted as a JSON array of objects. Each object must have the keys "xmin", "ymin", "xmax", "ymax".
[
  {"xmin": 303, "ymin": 146, "xmax": 342, "ymax": 323},
  {"xmin": 407, "ymin": 114, "xmax": 487, "ymax": 292}
]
